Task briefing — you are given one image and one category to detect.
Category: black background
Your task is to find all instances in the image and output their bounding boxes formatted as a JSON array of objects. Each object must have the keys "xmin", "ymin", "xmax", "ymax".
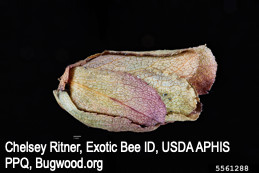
[{"xmin": 1, "ymin": 0, "xmax": 259, "ymax": 172}]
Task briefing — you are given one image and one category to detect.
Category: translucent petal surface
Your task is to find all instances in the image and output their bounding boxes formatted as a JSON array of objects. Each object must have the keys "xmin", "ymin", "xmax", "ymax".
[
  {"xmin": 69, "ymin": 67, "xmax": 166, "ymax": 126},
  {"xmin": 54, "ymin": 45, "xmax": 217, "ymax": 132},
  {"xmin": 84, "ymin": 45, "xmax": 217, "ymax": 95},
  {"xmin": 131, "ymin": 69, "xmax": 199, "ymax": 120}
]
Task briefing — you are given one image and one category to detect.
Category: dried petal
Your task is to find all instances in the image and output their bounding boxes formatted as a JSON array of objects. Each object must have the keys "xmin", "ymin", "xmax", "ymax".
[
  {"xmin": 83, "ymin": 45, "xmax": 217, "ymax": 95},
  {"xmin": 131, "ymin": 69, "xmax": 200, "ymax": 122},
  {"xmin": 69, "ymin": 67, "xmax": 166, "ymax": 126},
  {"xmin": 53, "ymin": 45, "xmax": 217, "ymax": 132},
  {"xmin": 53, "ymin": 91, "xmax": 159, "ymax": 132}
]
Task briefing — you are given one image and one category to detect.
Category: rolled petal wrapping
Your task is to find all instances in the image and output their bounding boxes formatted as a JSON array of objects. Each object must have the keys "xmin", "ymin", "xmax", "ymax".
[{"xmin": 54, "ymin": 45, "xmax": 217, "ymax": 132}]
